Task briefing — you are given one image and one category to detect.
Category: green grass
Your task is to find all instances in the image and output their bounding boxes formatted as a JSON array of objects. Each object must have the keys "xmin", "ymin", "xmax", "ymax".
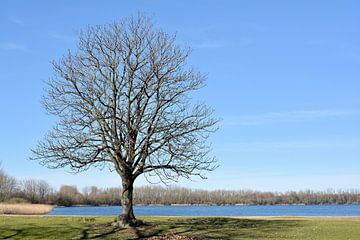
[{"xmin": 1, "ymin": 216, "xmax": 359, "ymax": 239}]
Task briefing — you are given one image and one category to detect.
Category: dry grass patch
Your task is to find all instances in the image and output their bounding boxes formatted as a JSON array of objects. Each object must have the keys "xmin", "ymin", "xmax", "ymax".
[{"xmin": 0, "ymin": 203, "xmax": 54, "ymax": 215}]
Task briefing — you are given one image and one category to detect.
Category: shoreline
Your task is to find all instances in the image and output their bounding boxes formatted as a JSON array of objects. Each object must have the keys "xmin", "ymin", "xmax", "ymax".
[
  {"xmin": 1, "ymin": 215, "xmax": 360, "ymax": 220},
  {"xmin": 66, "ymin": 203, "xmax": 359, "ymax": 207}
]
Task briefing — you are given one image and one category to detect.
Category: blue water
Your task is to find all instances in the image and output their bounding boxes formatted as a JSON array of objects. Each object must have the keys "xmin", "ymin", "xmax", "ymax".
[{"xmin": 48, "ymin": 205, "xmax": 360, "ymax": 216}]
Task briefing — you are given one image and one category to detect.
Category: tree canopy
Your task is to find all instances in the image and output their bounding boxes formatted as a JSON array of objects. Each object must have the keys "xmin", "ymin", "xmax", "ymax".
[{"xmin": 31, "ymin": 15, "xmax": 218, "ymax": 226}]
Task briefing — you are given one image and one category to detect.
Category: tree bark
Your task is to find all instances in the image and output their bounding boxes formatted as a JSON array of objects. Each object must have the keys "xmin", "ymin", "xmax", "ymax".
[{"xmin": 118, "ymin": 179, "xmax": 136, "ymax": 227}]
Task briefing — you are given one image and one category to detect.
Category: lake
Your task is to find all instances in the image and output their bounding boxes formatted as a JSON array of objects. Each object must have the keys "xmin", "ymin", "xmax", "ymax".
[{"xmin": 48, "ymin": 205, "xmax": 360, "ymax": 216}]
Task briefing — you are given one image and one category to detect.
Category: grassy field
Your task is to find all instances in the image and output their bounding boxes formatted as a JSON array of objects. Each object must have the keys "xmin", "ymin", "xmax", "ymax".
[{"xmin": 0, "ymin": 216, "xmax": 359, "ymax": 239}]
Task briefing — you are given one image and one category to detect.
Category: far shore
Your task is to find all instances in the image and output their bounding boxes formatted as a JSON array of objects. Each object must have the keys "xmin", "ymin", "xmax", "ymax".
[{"xmin": 63, "ymin": 202, "xmax": 360, "ymax": 207}]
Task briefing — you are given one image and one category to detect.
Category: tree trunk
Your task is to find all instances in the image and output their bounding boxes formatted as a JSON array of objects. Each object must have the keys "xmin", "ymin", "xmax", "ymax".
[{"xmin": 117, "ymin": 179, "xmax": 136, "ymax": 227}]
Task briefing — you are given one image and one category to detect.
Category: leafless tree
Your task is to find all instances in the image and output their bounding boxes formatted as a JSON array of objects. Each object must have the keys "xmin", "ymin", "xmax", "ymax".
[
  {"xmin": 31, "ymin": 15, "xmax": 218, "ymax": 226},
  {"xmin": 57, "ymin": 185, "xmax": 82, "ymax": 206},
  {"xmin": 20, "ymin": 179, "xmax": 53, "ymax": 203},
  {"xmin": 22, "ymin": 179, "xmax": 38, "ymax": 203},
  {"xmin": 36, "ymin": 180, "xmax": 53, "ymax": 203},
  {"xmin": 0, "ymin": 163, "xmax": 17, "ymax": 202}
]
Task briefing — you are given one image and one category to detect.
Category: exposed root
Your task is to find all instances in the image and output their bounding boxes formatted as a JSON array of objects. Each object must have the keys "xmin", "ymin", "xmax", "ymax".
[{"xmin": 112, "ymin": 216, "xmax": 148, "ymax": 228}]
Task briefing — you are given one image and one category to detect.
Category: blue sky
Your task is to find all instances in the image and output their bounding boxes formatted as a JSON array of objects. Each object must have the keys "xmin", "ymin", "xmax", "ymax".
[{"xmin": 0, "ymin": 0, "xmax": 359, "ymax": 192}]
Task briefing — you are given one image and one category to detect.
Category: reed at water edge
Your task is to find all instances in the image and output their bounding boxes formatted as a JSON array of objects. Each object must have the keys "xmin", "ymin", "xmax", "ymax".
[{"xmin": 0, "ymin": 203, "xmax": 54, "ymax": 215}]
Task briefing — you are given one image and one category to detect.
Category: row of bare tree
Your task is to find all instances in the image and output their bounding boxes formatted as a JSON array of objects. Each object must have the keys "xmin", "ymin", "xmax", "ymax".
[
  {"xmin": 0, "ymin": 168, "xmax": 53, "ymax": 203},
  {"xmin": 134, "ymin": 186, "xmax": 360, "ymax": 205},
  {"xmin": 1, "ymin": 169, "xmax": 359, "ymax": 206}
]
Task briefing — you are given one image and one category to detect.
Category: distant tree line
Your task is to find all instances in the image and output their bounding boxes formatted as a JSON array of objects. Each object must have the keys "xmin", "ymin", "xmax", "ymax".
[
  {"xmin": 1, "ymin": 168, "xmax": 359, "ymax": 206},
  {"xmin": 133, "ymin": 186, "xmax": 360, "ymax": 205}
]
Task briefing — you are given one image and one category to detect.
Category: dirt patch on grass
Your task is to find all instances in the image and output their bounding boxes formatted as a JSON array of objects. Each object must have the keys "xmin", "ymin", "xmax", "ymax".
[{"xmin": 147, "ymin": 234, "xmax": 206, "ymax": 240}]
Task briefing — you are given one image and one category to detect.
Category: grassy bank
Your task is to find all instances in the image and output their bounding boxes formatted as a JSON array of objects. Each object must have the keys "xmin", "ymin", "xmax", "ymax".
[
  {"xmin": 0, "ymin": 203, "xmax": 54, "ymax": 215},
  {"xmin": 0, "ymin": 216, "xmax": 359, "ymax": 239}
]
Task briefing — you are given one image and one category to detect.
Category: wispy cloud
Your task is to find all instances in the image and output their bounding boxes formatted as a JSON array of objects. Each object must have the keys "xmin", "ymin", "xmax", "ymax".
[
  {"xmin": 307, "ymin": 39, "xmax": 360, "ymax": 60},
  {"xmin": 196, "ymin": 40, "xmax": 225, "ymax": 49},
  {"xmin": 49, "ymin": 31, "xmax": 76, "ymax": 42},
  {"xmin": 225, "ymin": 109, "xmax": 360, "ymax": 126},
  {"xmin": 308, "ymin": 39, "xmax": 346, "ymax": 47},
  {"xmin": 0, "ymin": 42, "xmax": 26, "ymax": 51},
  {"xmin": 195, "ymin": 38, "xmax": 252, "ymax": 50},
  {"xmin": 7, "ymin": 16, "xmax": 24, "ymax": 26},
  {"xmin": 216, "ymin": 138, "xmax": 360, "ymax": 153}
]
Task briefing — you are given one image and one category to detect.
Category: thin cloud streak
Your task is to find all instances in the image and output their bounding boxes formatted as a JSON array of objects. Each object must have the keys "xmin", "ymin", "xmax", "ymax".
[
  {"xmin": 7, "ymin": 16, "xmax": 24, "ymax": 26},
  {"xmin": 225, "ymin": 109, "xmax": 360, "ymax": 126},
  {"xmin": 49, "ymin": 31, "xmax": 76, "ymax": 42},
  {"xmin": 195, "ymin": 38, "xmax": 253, "ymax": 49},
  {"xmin": 307, "ymin": 39, "xmax": 360, "ymax": 60},
  {"xmin": 216, "ymin": 138, "xmax": 360, "ymax": 153},
  {"xmin": 0, "ymin": 42, "xmax": 26, "ymax": 51},
  {"xmin": 197, "ymin": 40, "xmax": 225, "ymax": 49}
]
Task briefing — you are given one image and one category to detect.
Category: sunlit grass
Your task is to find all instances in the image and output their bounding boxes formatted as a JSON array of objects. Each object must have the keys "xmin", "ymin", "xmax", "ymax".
[
  {"xmin": 0, "ymin": 203, "xmax": 54, "ymax": 215},
  {"xmin": 0, "ymin": 216, "xmax": 359, "ymax": 239}
]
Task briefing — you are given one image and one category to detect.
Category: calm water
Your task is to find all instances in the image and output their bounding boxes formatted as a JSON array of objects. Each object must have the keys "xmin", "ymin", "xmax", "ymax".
[{"xmin": 48, "ymin": 205, "xmax": 360, "ymax": 216}]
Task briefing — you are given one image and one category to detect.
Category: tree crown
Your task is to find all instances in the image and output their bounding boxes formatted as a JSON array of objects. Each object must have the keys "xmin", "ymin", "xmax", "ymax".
[{"xmin": 31, "ymin": 15, "xmax": 218, "ymax": 183}]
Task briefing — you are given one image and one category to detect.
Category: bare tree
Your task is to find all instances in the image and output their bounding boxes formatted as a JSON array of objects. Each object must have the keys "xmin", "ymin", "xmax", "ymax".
[
  {"xmin": 0, "ymin": 163, "xmax": 17, "ymax": 202},
  {"xmin": 31, "ymin": 15, "xmax": 218, "ymax": 226},
  {"xmin": 22, "ymin": 179, "xmax": 38, "ymax": 203},
  {"xmin": 57, "ymin": 185, "xmax": 81, "ymax": 206},
  {"xmin": 36, "ymin": 180, "xmax": 53, "ymax": 203}
]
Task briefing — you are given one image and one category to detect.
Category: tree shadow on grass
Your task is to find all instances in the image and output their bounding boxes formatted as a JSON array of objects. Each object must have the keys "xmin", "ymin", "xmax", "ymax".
[
  {"xmin": 85, "ymin": 222, "xmax": 164, "ymax": 239},
  {"xmin": 84, "ymin": 217, "xmax": 305, "ymax": 239},
  {"xmin": 138, "ymin": 217, "xmax": 305, "ymax": 240},
  {"xmin": 1, "ymin": 225, "xmax": 86, "ymax": 239},
  {"xmin": 0, "ymin": 217, "xmax": 305, "ymax": 239},
  {"xmin": 2, "ymin": 229, "xmax": 23, "ymax": 239},
  {"xmin": 79, "ymin": 222, "xmax": 113, "ymax": 239}
]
